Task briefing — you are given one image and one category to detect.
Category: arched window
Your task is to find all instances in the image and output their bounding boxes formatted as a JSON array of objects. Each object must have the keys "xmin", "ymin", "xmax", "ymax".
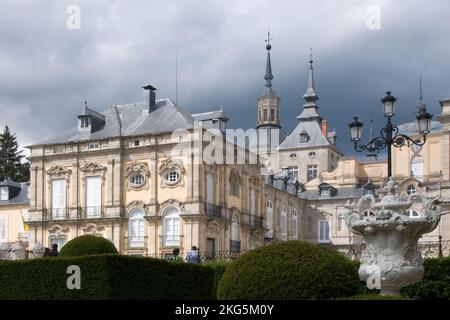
[
  {"xmin": 129, "ymin": 209, "xmax": 145, "ymax": 247},
  {"xmin": 291, "ymin": 209, "xmax": 298, "ymax": 239},
  {"xmin": 407, "ymin": 210, "xmax": 420, "ymax": 218},
  {"xmin": 407, "ymin": 185, "xmax": 416, "ymax": 195},
  {"xmin": 280, "ymin": 206, "xmax": 287, "ymax": 240},
  {"xmin": 411, "ymin": 156, "xmax": 424, "ymax": 180},
  {"xmin": 163, "ymin": 207, "xmax": 180, "ymax": 247},
  {"xmin": 266, "ymin": 200, "xmax": 274, "ymax": 238}
]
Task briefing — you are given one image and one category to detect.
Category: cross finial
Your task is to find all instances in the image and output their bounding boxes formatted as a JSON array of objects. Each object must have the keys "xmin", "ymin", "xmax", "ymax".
[
  {"xmin": 309, "ymin": 47, "xmax": 313, "ymax": 65},
  {"xmin": 419, "ymin": 74, "xmax": 423, "ymax": 104},
  {"xmin": 265, "ymin": 31, "xmax": 272, "ymax": 46}
]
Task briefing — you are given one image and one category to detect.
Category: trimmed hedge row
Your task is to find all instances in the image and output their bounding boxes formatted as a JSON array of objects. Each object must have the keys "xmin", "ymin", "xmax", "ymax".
[
  {"xmin": 59, "ymin": 235, "xmax": 118, "ymax": 257},
  {"xmin": 401, "ymin": 257, "xmax": 450, "ymax": 300},
  {"xmin": 217, "ymin": 241, "xmax": 361, "ymax": 300},
  {"xmin": 0, "ymin": 254, "xmax": 215, "ymax": 300}
]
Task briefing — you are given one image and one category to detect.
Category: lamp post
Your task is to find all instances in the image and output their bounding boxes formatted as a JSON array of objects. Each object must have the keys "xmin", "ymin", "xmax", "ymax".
[{"xmin": 348, "ymin": 91, "xmax": 433, "ymax": 178}]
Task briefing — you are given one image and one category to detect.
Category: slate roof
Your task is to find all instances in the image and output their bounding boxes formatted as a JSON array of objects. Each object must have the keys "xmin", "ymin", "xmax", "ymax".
[
  {"xmin": 36, "ymin": 99, "xmax": 196, "ymax": 146},
  {"xmin": 192, "ymin": 109, "xmax": 229, "ymax": 122},
  {"xmin": 0, "ymin": 182, "xmax": 30, "ymax": 206},
  {"xmin": 277, "ymin": 119, "xmax": 334, "ymax": 150},
  {"xmin": 299, "ymin": 187, "xmax": 363, "ymax": 201}
]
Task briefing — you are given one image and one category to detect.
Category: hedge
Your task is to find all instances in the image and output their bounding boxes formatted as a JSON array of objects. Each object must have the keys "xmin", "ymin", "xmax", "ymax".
[
  {"xmin": 401, "ymin": 257, "xmax": 450, "ymax": 300},
  {"xmin": 0, "ymin": 254, "xmax": 215, "ymax": 300},
  {"xmin": 217, "ymin": 241, "xmax": 361, "ymax": 299},
  {"xmin": 59, "ymin": 235, "xmax": 118, "ymax": 257}
]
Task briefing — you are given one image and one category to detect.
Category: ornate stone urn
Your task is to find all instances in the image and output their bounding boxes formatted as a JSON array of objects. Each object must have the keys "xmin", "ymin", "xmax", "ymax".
[{"xmin": 343, "ymin": 177, "xmax": 444, "ymax": 295}]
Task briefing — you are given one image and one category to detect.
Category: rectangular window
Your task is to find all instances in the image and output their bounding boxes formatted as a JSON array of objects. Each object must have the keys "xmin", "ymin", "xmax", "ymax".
[
  {"xmin": 291, "ymin": 215, "xmax": 298, "ymax": 239},
  {"xmin": 206, "ymin": 173, "xmax": 214, "ymax": 204},
  {"xmin": 130, "ymin": 219, "xmax": 145, "ymax": 247},
  {"xmin": 307, "ymin": 164, "xmax": 318, "ymax": 182},
  {"xmin": 280, "ymin": 215, "xmax": 287, "ymax": 241},
  {"xmin": 288, "ymin": 166, "xmax": 298, "ymax": 181},
  {"xmin": 52, "ymin": 179, "xmax": 66, "ymax": 219},
  {"xmin": 0, "ymin": 187, "xmax": 8, "ymax": 201},
  {"xmin": 80, "ymin": 117, "xmax": 90, "ymax": 128},
  {"xmin": 263, "ymin": 109, "xmax": 268, "ymax": 121},
  {"xmin": 86, "ymin": 176, "xmax": 101, "ymax": 218},
  {"xmin": 250, "ymin": 189, "xmax": 256, "ymax": 216},
  {"xmin": 0, "ymin": 216, "xmax": 7, "ymax": 242},
  {"xmin": 88, "ymin": 143, "xmax": 99, "ymax": 150},
  {"xmin": 53, "ymin": 146, "xmax": 65, "ymax": 154},
  {"xmin": 164, "ymin": 217, "xmax": 180, "ymax": 246},
  {"xmin": 270, "ymin": 109, "xmax": 275, "ymax": 121},
  {"xmin": 50, "ymin": 237, "xmax": 66, "ymax": 250},
  {"xmin": 319, "ymin": 220, "xmax": 330, "ymax": 243}
]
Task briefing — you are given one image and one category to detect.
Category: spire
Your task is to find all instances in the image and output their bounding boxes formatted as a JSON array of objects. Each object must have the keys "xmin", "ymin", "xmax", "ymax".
[
  {"xmin": 264, "ymin": 31, "xmax": 273, "ymax": 88},
  {"xmin": 303, "ymin": 48, "xmax": 319, "ymax": 107}
]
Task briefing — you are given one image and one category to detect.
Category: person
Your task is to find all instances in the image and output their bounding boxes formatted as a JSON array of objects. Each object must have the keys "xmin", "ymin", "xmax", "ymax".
[
  {"xmin": 170, "ymin": 247, "xmax": 183, "ymax": 262},
  {"xmin": 185, "ymin": 246, "xmax": 201, "ymax": 263},
  {"xmin": 43, "ymin": 247, "xmax": 50, "ymax": 258},
  {"xmin": 48, "ymin": 243, "xmax": 59, "ymax": 257}
]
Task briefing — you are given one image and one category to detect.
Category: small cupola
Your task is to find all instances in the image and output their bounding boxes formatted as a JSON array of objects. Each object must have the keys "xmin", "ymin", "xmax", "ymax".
[
  {"xmin": 77, "ymin": 101, "xmax": 105, "ymax": 133},
  {"xmin": 142, "ymin": 84, "xmax": 157, "ymax": 112}
]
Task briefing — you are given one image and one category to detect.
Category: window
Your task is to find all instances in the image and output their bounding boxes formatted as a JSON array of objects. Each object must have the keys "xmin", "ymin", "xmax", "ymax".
[
  {"xmin": 86, "ymin": 176, "xmax": 101, "ymax": 218},
  {"xmin": 0, "ymin": 216, "xmax": 7, "ymax": 242},
  {"xmin": 266, "ymin": 200, "xmax": 273, "ymax": 238},
  {"xmin": 129, "ymin": 209, "xmax": 145, "ymax": 247},
  {"xmin": 134, "ymin": 140, "xmax": 140, "ymax": 147},
  {"xmin": 130, "ymin": 174, "xmax": 144, "ymax": 187},
  {"xmin": 407, "ymin": 210, "xmax": 420, "ymax": 218},
  {"xmin": 88, "ymin": 143, "xmax": 99, "ymax": 150},
  {"xmin": 231, "ymin": 214, "xmax": 240, "ymax": 252},
  {"xmin": 300, "ymin": 131, "xmax": 309, "ymax": 143},
  {"xmin": 291, "ymin": 209, "xmax": 298, "ymax": 239},
  {"xmin": 290, "ymin": 153, "xmax": 297, "ymax": 158},
  {"xmin": 264, "ymin": 109, "xmax": 268, "ymax": 121},
  {"xmin": 320, "ymin": 188, "xmax": 330, "ymax": 197},
  {"xmin": 50, "ymin": 236, "xmax": 66, "ymax": 250},
  {"xmin": 0, "ymin": 187, "xmax": 8, "ymax": 201},
  {"xmin": 280, "ymin": 206, "xmax": 287, "ymax": 240},
  {"xmin": 307, "ymin": 165, "xmax": 318, "ymax": 182},
  {"xmin": 319, "ymin": 220, "xmax": 330, "ymax": 243},
  {"xmin": 411, "ymin": 156, "xmax": 424, "ymax": 179},
  {"xmin": 51, "ymin": 179, "xmax": 66, "ymax": 219},
  {"xmin": 270, "ymin": 109, "xmax": 275, "ymax": 121},
  {"xmin": 407, "ymin": 185, "xmax": 417, "ymax": 195},
  {"xmin": 206, "ymin": 173, "xmax": 214, "ymax": 204},
  {"xmin": 80, "ymin": 117, "xmax": 90, "ymax": 128},
  {"xmin": 250, "ymin": 190, "xmax": 256, "ymax": 216},
  {"xmin": 53, "ymin": 146, "xmax": 65, "ymax": 154},
  {"xmin": 309, "ymin": 152, "xmax": 316, "ymax": 158},
  {"xmin": 165, "ymin": 171, "xmax": 180, "ymax": 184},
  {"xmin": 164, "ymin": 207, "xmax": 180, "ymax": 247},
  {"xmin": 288, "ymin": 166, "xmax": 298, "ymax": 181}
]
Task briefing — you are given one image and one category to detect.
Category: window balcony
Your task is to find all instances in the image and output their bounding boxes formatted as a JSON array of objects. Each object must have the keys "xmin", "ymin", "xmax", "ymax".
[
  {"xmin": 205, "ymin": 203, "xmax": 222, "ymax": 218},
  {"xmin": 81, "ymin": 206, "xmax": 105, "ymax": 219},
  {"xmin": 45, "ymin": 208, "xmax": 69, "ymax": 221},
  {"xmin": 230, "ymin": 240, "xmax": 241, "ymax": 253},
  {"xmin": 250, "ymin": 215, "xmax": 264, "ymax": 228}
]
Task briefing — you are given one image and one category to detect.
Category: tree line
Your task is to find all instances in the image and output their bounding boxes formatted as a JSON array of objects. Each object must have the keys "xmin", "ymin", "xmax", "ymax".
[{"xmin": 0, "ymin": 126, "xmax": 30, "ymax": 182}]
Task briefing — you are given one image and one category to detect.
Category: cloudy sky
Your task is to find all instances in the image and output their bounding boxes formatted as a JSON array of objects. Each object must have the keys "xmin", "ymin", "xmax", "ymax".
[{"xmin": 1, "ymin": 0, "xmax": 449, "ymax": 157}]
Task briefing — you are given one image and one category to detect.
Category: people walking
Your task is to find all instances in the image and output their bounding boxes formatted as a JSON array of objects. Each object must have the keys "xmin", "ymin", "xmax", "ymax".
[{"xmin": 185, "ymin": 245, "xmax": 201, "ymax": 263}]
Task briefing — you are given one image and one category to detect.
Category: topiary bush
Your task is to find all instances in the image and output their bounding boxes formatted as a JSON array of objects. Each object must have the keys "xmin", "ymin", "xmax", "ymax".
[
  {"xmin": 59, "ymin": 235, "xmax": 118, "ymax": 257},
  {"xmin": 217, "ymin": 241, "xmax": 361, "ymax": 300},
  {"xmin": 401, "ymin": 257, "xmax": 450, "ymax": 300}
]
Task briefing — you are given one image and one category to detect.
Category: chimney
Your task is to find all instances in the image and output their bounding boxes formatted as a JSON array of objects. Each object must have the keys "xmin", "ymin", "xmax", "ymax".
[
  {"xmin": 142, "ymin": 84, "xmax": 157, "ymax": 112},
  {"xmin": 321, "ymin": 120, "xmax": 328, "ymax": 136}
]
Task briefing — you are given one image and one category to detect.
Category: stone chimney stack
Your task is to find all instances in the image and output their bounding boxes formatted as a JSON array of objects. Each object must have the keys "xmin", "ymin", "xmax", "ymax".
[{"xmin": 142, "ymin": 84, "xmax": 157, "ymax": 112}]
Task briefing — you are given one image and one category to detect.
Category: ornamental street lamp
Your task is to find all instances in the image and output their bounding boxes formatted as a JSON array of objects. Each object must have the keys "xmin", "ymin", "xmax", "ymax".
[{"xmin": 348, "ymin": 91, "xmax": 433, "ymax": 178}]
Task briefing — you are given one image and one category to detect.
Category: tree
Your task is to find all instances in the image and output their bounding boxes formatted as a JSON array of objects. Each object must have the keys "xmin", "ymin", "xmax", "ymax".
[{"xmin": 0, "ymin": 126, "xmax": 30, "ymax": 182}]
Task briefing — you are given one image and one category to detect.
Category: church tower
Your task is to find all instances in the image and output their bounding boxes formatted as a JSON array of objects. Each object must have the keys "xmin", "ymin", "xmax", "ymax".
[{"xmin": 256, "ymin": 32, "xmax": 281, "ymax": 129}]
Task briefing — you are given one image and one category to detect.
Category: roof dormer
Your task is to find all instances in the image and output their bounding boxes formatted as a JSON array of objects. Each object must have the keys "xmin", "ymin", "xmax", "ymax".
[
  {"xmin": 318, "ymin": 182, "xmax": 337, "ymax": 198},
  {"xmin": 77, "ymin": 101, "xmax": 106, "ymax": 133},
  {"xmin": 0, "ymin": 180, "xmax": 21, "ymax": 201}
]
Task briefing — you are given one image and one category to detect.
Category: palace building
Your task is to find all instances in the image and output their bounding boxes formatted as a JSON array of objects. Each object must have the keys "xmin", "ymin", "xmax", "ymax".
[{"xmin": 2, "ymin": 40, "xmax": 450, "ymax": 258}]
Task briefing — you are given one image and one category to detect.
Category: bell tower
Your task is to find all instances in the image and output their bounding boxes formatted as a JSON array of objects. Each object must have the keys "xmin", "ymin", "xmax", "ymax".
[{"xmin": 257, "ymin": 32, "xmax": 281, "ymax": 129}]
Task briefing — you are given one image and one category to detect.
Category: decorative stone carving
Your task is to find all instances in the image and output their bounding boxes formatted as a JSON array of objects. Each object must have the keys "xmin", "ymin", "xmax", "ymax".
[
  {"xmin": 159, "ymin": 199, "xmax": 184, "ymax": 216},
  {"xmin": 81, "ymin": 162, "xmax": 107, "ymax": 174},
  {"xmin": 229, "ymin": 171, "xmax": 241, "ymax": 197},
  {"xmin": 159, "ymin": 158, "xmax": 185, "ymax": 188},
  {"xmin": 46, "ymin": 166, "xmax": 72, "ymax": 178},
  {"xmin": 207, "ymin": 221, "xmax": 220, "ymax": 235},
  {"xmin": 32, "ymin": 242, "xmax": 45, "ymax": 258},
  {"xmin": 343, "ymin": 177, "xmax": 444, "ymax": 296},
  {"xmin": 125, "ymin": 161, "xmax": 150, "ymax": 191},
  {"xmin": 127, "ymin": 200, "xmax": 148, "ymax": 215},
  {"xmin": 11, "ymin": 242, "xmax": 26, "ymax": 260}
]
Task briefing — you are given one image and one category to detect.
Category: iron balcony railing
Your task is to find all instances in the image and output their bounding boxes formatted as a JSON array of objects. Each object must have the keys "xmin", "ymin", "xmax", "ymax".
[
  {"xmin": 80, "ymin": 206, "xmax": 105, "ymax": 219},
  {"xmin": 44, "ymin": 208, "xmax": 69, "ymax": 221},
  {"xmin": 230, "ymin": 240, "xmax": 241, "ymax": 253},
  {"xmin": 205, "ymin": 203, "xmax": 222, "ymax": 218}
]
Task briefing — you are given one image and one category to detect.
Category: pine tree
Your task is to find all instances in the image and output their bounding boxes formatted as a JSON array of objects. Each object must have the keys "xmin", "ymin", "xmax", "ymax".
[{"xmin": 0, "ymin": 126, "xmax": 30, "ymax": 182}]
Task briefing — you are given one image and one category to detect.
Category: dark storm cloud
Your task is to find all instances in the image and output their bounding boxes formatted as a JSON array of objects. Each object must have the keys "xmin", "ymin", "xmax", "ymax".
[{"xmin": 0, "ymin": 0, "xmax": 449, "ymax": 157}]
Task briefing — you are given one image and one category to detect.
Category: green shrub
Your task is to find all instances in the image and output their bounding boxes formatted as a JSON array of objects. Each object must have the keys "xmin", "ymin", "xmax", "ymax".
[
  {"xmin": 401, "ymin": 257, "xmax": 450, "ymax": 300},
  {"xmin": 59, "ymin": 235, "xmax": 118, "ymax": 257},
  {"xmin": 217, "ymin": 241, "xmax": 361, "ymax": 300},
  {"xmin": 0, "ymin": 254, "xmax": 215, "ymax": 299},
  {"xmin": 202, "ymin": 260, "xmax": 231, "ymax": 299}
]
